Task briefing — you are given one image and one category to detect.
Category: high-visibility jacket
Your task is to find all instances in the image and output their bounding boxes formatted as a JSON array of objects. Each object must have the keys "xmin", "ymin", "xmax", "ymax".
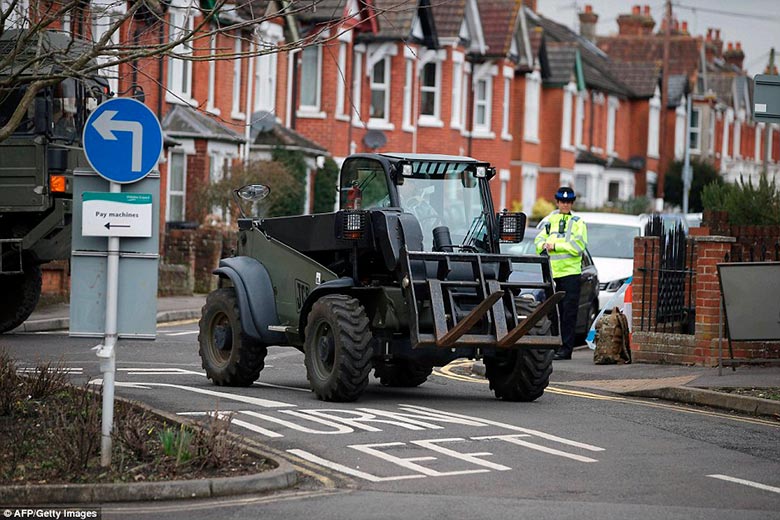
[{"xmin": 534, "ymin": 210, "xmax": 588, "ymax": 278}]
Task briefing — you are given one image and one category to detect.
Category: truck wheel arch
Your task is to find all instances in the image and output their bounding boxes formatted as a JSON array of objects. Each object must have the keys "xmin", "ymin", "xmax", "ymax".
[
  {"xmin": 213, "ymin": 256, "xmax": 285, "ymax": 344},
  {"xmin": 298, "ymin": 277, "xmax": 359, "ymax": 341}
]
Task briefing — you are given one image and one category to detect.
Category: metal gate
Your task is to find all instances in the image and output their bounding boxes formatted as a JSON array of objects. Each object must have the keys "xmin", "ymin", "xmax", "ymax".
[{"xmin": 638, "ymin": 215, "xmax": 695, "ymax": 334}]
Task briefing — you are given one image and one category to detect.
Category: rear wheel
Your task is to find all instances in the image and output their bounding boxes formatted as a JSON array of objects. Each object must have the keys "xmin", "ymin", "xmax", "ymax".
[
  {"xmin": 0, "ymin": 259, "xmax": 41, "ymax": 334},
  {"xmin": 198, "ymin": 288, "xmax": 267, "ymax": 386},
  {"xmin": 485, "ymin": 298, "xmax": 554, "ymax": 402},
  {"xmin": 304, "ymin": 294, "xmax": 373, "ymax": 402},
  {"xmin": 374, "ymin": 360, "xmax": 433, "ymax": 387}
]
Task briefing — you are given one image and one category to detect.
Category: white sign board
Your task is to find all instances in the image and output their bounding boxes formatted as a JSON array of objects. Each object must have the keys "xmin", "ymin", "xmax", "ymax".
[{"xmin": 81, "ymin": 192, "xmax": 153, "ymax": 237}]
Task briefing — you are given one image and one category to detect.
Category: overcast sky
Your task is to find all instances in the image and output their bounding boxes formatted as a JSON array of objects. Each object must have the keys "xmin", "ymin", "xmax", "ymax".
[{"xmin": 535, "ymin": 0, "xmax": 780, "ymax": 78}]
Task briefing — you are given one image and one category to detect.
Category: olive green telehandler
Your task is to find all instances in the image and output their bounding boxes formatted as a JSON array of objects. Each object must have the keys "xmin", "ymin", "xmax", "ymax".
[{"xmin": 198, "ymin": 153, "xmax": 563, "ymax": 402}]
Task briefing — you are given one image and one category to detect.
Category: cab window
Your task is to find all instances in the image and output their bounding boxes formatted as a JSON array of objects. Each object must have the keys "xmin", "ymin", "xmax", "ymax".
[{"xmin": 339, "ymin": 158, "xmax": 391, "ymax": 210}]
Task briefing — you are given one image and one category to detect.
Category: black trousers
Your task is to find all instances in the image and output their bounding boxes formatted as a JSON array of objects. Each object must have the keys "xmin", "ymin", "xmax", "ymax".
[{"xmin": 554, "ymin": 274, "xmax": 581, "ymax": 355}]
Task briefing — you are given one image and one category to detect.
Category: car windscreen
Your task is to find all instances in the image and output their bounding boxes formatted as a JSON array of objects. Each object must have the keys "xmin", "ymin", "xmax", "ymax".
[{"xmin": 586, "ymin": 223, "xmax": 639, "ymax": 259}]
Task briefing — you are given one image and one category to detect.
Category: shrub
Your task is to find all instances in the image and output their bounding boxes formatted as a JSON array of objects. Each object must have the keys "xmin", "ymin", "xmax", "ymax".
[
  {"xmin": 702, "ymin": 175, "xmax": 780, "ymax": 225},
  {"xmin": 531, "ymin": 198, "xmax": 555, "ymax": 221},
  {"xmin": 313, "ymin": 156, "xmax": 339, "ymax": 213},
  {"xmin": 664, "ymin": 158, "xmax": 723, "ymax": 212}
]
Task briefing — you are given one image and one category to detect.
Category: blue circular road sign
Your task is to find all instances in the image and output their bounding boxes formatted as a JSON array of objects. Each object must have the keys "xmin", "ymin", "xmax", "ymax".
[{"xmin": 83, "ymin": 98, "xmax": 163, "ymax": 184}]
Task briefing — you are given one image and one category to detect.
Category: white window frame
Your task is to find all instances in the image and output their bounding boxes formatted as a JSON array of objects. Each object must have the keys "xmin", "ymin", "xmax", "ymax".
[
  {"xmin": 167, "ymin": 7, "xmax": 195, "ymax": 105},
  {"xmin": 498, "ymin": 169, "xmax": 511, "ymax": 210},
  {"xmin": 707, "ymin": 108, "xmax": 716, "ymax": 155},
  {"xmin": 231, "ymin": 36, "xmax": 245, "ymax": 119},
  {"xmin": 368, "ymin": 56, "xmax": 391, "ymax": 127},
  {"xmin": 91, "ymin": 2, "xmax": 125, "ymax": 95},
  {"xmin": 689, "ymin": 105, "xmax": 702, "ymax": 154},
  {"xmin": 254, "ymin": 49, "xmax": 278, "ymax": 114},
  {"xmin": 606, "ymin": 95, "xmax": 619, "ymax": 156},
  {"xmin": 402, "ymin": 53, "xmax": 415, "ymax": 132},
  {"xmin": 298, "ymin": 44, "xmax": 324, "ymax": 118},
  {"xmin": 647, "ymin": 87, "xmax": 660, "ymax": 158},
  {"xmin": 460, "ymin": 64, "xmax": 471, "ymax": 136},
  {"xmin": 166, "ymin": 149, "xmax": 188, "ymax": 222},
  {"xmin": 206, "ymin": 32, "xmax": 219, "ymax": 115},
  {"xmin": 501, "ymin": 66, "xmax": 513, "ymax": 141},
  {"xmin": 474, "ymin": 77, "xmax": 492, "ymax": 133},
  {"xmin": 523, "ymin": 69, "xmax": 541, "ymax": 143},
  {"xmin": 417, "ymin": 59, "xmax": 444, "ymax": 127},
  {"xmin": 722, "ymin": 108, "xmax": 733, "ymax": 160},
  {"xmin": 335, "ymin": 41, "xmax": 349, "ymax": 120},
  {"xmin": 733, "ymin": 109, "xmax": 743, "ymax": 159},
  {"xmin": 561, "ymin": 82, "xmax": 576, "ymax": 151},
  {"xmin": 451, "ymin": 51, "xmax": 464, "ymax": 129},
  {"xmin": 352, "ymin": 45, "xmax": 364, "ymax": 126},
  {"xmin": 521, "ymin": 164, "xmax": 538, "ymax": 215},
  {"xmin": 575, "ymin": 91, "xmax": 586, "ymax": 149}
]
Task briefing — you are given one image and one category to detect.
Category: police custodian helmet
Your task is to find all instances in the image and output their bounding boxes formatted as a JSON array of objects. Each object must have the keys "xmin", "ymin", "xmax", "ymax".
[{"xmin": 555, "ymin": 186, "xmax": 576, "ymax": 202}]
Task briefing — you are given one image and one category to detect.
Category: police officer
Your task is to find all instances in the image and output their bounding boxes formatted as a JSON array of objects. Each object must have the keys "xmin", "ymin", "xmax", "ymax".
[{"xmin": 535, "ymin": 187, "xmax": 588, "ymax": 360}]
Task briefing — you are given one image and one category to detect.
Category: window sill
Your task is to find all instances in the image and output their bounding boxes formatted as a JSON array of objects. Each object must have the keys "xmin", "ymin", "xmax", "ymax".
[
  {"xmin": 206, "ymin": 106, "xmax": 221, "ymax": 116},
  {"xmin": 367, "ymin": 120, "xmax": 395, "ymax": 131},
  {"xmin": 297, "ymin": 109, "xmax": 327, "ymax": 119},
  {"xmin": 231, "ymin": 111, "xmax": 246, "ymax": 121},
  {"xmin": 501, "ymin": 133, "xmax": 513, "ymax": 141},
  {"xmin": 647, "ymin": 152, "xmax": 659, "ymax": 160},
  {"xmin": 523, "ymin": 136, "xmax": 540, "ymax": 144},
  {"xmin": 335, "ymin": 114, "xmax": 350, "ymax": 122},
  {"xmin": 562, "ymin": 144, "xmax": 575, "ymax": 152},
  {"xmin": 471, "ymin": 130, "xmax": 495, "ymax": 140},
  {"xmin": 402, "ymin": 124, "xmax": 415, "ymax": 133},
  {"xmin": 418, "ymin": 116, "xmax": 444, "ymax": 128},
  {"xmin": 166, "ymin": 92, "xmax": 198, "ymax": 107}
]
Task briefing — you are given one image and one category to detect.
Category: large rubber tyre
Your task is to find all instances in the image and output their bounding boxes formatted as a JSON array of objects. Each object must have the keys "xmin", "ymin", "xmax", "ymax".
[
  {"xmin": 198, "ymin": 288, "xmax": 267, "ymax": 386},
  {"xmin": 374, "ymin": 360, "xmax": 433, "ymax": 387},
  {"xmin": 304, "ymin": 294, "xmax": 373, "ymax": 402},
  {"xmin": 0, "ymin": 262, "xmax": 42, "ymax": 333},
  {"xmin": 485, "ymin": 298, "xmax": 554, "ymax": 402}
]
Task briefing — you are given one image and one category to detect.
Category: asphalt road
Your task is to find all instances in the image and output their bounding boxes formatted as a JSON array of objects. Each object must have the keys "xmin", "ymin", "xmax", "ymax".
[{"xmin": 2, "ymin": 322, "xmax": 779, "ymax": 520}]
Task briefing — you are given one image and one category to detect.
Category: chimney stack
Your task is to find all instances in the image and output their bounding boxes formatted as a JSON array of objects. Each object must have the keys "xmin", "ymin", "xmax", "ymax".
[
  {"xmin": 617, "ymin": 4, "xmax": 655, "ymax": 36},
  {"xmin": 579, "ymin": 5, "xmax": 598, "ymax": 42},
  {"xmin": 724, "ymin": 41, "xmax": 745, "ymax": 70}
]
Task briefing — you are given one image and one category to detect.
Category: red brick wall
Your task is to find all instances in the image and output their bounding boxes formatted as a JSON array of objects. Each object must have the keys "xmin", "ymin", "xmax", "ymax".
[{"xmin": 539, "ymin": 88, "xmax": 563, "ymax": 168}]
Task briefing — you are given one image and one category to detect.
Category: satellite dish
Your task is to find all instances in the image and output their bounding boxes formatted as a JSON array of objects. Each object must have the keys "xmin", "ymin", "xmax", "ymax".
[
  {"xmin": 252, "ymin": 111, "xmax": 276, "ymax": 133},
  {"xmin": 363, "ymin": 129, "xmax": 387, "ymax": 149}
]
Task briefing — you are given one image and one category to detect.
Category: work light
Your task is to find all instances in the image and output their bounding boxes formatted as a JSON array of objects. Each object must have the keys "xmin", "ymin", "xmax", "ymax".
[{"xmin": 498, "ymin": 211, "xmax": 527, "ymax": 243}]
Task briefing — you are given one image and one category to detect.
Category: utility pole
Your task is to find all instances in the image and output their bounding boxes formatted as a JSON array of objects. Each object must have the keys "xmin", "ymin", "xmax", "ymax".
[
  {"xmin": 657, "ymin": 0, "xmax": 672, "ymax": 211},
  {"xmin": 762, "ymin": 48, "xmax": 775, "ymax": 178}
]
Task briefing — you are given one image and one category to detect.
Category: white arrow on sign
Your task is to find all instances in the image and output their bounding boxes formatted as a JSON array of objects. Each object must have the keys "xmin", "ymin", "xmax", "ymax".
[{"xmin": 92, "ymin": 110, "xmax": 144, "ymax": 172}]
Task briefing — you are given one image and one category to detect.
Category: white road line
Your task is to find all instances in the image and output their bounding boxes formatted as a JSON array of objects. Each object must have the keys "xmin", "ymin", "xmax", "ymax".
[
  {"xmin": 92, "ymin": 380, "xmax": 295, "ymax": 408},
  {"xmin": 118, "ymin": 367, "xmax": 203, "ymax": 375},
  {"xmin": 472, "ymin": 434, "xmax": 599, "ymax": 463},
  {"xmin": 707, "ymin": 474, "xmax": 780, "ymax": 494},
  {"xmin": 287, "ymin": 448, "xmax": 425, "ymax": 482},
  {"xmin": 17, "ymin": 367, "xmax": 83, "ymax": 374},
  {"xmin": 164, "ymin": 330, "xmax": 199, "ymax": 336}
]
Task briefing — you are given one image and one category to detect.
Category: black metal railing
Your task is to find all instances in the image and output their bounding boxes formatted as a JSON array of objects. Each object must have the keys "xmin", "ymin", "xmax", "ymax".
[
  {"xmin": 725, "ymin": 237, "xmax": 780, "ymax": 263},
  {"xmin": 638, "ymin": 215, "xmax": 696, "ymax": 334}
]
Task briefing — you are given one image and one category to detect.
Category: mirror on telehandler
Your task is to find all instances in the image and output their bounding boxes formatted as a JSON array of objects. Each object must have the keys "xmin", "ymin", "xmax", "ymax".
[{"xmin": 232, "ymin": 184, "xmax": 271, "ymax": 218}]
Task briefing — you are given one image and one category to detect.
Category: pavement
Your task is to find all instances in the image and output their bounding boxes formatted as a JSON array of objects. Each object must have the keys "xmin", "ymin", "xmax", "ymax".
[{"xmin": 7, "ymin": 294, "xmax": 779, "ymax": 504}]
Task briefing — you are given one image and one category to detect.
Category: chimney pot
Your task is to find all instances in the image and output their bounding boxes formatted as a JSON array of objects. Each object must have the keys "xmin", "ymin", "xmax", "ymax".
[
  {"xmin": 643, "ymin": 5, "xmax": 650, "ymax": 16},
  {"xmin": 632, "ymin": 5, "xmax": 640, "ymax": 16},
  {"xmin": 727, "ymin": 41, "xmax": 733, "ymax": 51},
  {"xmin": 585, "ymin": 4, "xmax": 592, "ymax": 13},
  {"xmin": 706, "ymin": 28, "xmax": 712, "ymax": 40},
  {"xmin": 736, "ymin": 41, "xmax": 742, "ymax": 50},
  {"xmin": 681, "ymin": 21, "xmax": 688, "ymax": 33},
  {"xmin": 715, "ymin": 29, "xmax": 721, "ymax": 40}
]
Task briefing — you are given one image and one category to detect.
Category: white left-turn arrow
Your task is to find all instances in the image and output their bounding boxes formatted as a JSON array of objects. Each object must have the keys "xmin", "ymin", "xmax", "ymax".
[{"xmin": 92, "ymin": 110, "xmax": 144, "ymax": 172}]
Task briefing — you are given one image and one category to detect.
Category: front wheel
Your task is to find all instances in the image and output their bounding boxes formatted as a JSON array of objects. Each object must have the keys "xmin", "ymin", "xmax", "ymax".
[
  {"xmin": 198, "ymin": 288, "xmax": 267, "ymax": 386},
  {"xmin": 485, "ymin": 298, "xmax": 554, "ymax": 402},
  {"xmin": 0, "ymin": 260, "xmax": 41, "ymax": 334},
  {"xmin": 304, "ymin": 294, "xmax": 373, "ymax": 402}
]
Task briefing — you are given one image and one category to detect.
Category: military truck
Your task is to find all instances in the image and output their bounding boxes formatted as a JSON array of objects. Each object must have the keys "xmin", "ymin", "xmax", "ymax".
[
  {"xmin": 198, "ymin": 153, "xmax": 564, "ymax": 402},
  {"xmin": 0, "ymin": 30, "xmax": 111, "ymax": 332}
]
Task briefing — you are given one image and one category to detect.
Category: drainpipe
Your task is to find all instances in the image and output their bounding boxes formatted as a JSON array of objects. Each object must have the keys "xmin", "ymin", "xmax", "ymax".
[
  {"xmin": 466, "ymin": 61, "xmax": 475, "ymax": 157},
  {"xmin": 244, "ymin": 39, "xmax": 255, "ymax": 164},
  {"xmin": 158, "ymin": 21, "xmax": 164, "ymax": 119},
  {"xmin": 290, "ymin": 49, "xmax": 300, "ymax": 130},
  {"xmin": 589, "ymin": 90, "xmax": 595, "ymax": 150}
]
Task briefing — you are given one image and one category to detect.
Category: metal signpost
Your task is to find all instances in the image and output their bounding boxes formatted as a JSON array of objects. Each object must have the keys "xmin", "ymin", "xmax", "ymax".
[{"xmin": 80, "ymin": 97, "xmax": 163, "ymax": 466}]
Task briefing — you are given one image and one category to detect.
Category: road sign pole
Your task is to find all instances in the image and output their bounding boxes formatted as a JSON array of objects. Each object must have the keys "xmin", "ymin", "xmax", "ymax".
[{"xmin": 98, "ymin": 181, "xmax": 121, "ymax": 467}]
